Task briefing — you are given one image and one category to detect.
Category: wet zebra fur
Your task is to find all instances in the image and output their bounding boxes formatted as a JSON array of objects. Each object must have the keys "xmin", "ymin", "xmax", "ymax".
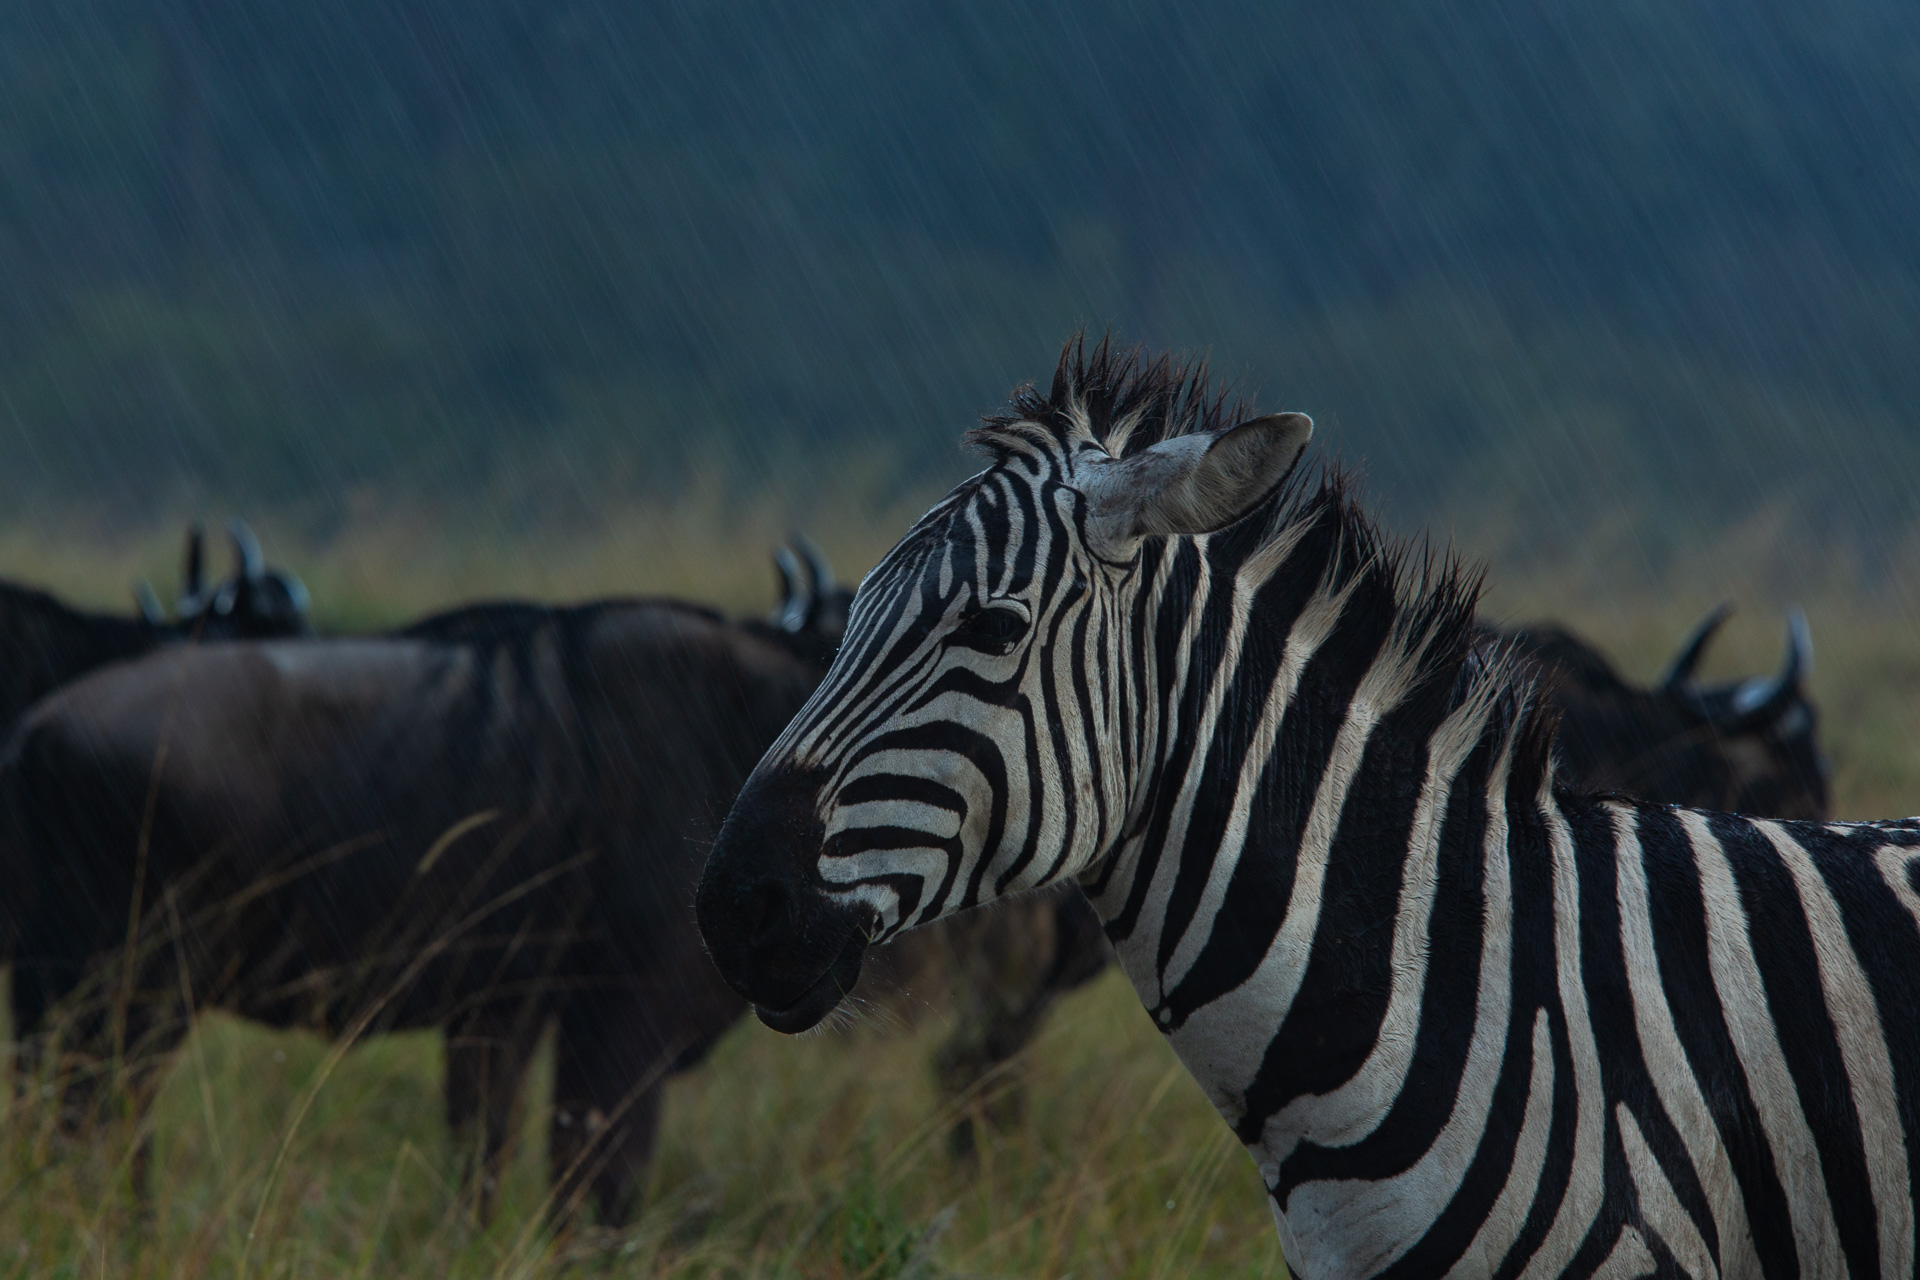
[{"xmin": 696, "ymin": 338, "xmax": 1920, "ymax": 1279}]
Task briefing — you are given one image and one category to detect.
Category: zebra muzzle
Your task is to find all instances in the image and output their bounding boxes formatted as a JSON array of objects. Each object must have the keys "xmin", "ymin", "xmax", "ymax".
[{"xmin": 751, "ymin": 932, "xmax": 867, "ymax": 1033}]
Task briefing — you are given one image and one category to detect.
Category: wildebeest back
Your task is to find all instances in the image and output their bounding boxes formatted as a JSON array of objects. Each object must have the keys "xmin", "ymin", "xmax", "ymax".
[{"xmin": 0, "ymin": 601, "xmax": 811, "ymax": 1053}]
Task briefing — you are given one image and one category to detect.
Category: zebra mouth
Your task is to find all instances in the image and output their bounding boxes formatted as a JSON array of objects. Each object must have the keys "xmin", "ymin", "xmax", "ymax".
[{"xmin": 752, "ymin": 934, "xmax": 866, "ymax": 1034}]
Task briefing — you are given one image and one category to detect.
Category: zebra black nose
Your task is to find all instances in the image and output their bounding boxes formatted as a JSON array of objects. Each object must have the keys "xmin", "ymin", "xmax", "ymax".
[
  {"xmin": 750, "ymin": 879, "xmax": 794, "ymax": 939},
  {"xmin": 696, "ymin": 765, "xmax": 867, "ymax": 1031}
]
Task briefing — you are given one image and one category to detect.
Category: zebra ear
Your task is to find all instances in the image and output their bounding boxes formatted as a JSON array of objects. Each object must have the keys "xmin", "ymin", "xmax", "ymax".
[{"xmin": 1082, "ymin": 413, "xmax": 1312, "ymax": 557}]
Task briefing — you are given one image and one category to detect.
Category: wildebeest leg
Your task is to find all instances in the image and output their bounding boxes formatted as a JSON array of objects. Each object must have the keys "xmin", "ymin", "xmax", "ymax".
[
  {"xmin": 11, "ymin": 962, "xmax": 113, "ymax": 1136},
  {"xmin": 39, "ymin": 993, "xmax": 184, "ymax": 1214},
  {"xmin": 109, "ymin": 991, "xmax": 190, "ymax": 1218},
  {"xmin": 548, "ymin": 1000, "xmax": 665, "ymax": 1229},
  {"xmin": 443, "ymin": 1009, "xmax": 539, "ymax": 1225},
  {"xmin": 933, "ymin": 895, "xmax": 1059, "ymax": 1157},
  {"xmin": 8, "ymin": 963, "xmax": 51, "ymax": 1104},
  {"xmin": 934, "ymin": 888, "xmax": 1111, "ymax": 1158}
]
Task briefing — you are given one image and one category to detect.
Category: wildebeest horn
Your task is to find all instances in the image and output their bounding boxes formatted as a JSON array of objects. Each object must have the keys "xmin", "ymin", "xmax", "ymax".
[
  {"xmin": 1728, "ymin": 608, "xmax": 1813, "ymax": 726},
  {"xmin": 793, "ymin": 533, "xmax": 835, "ymax": 598},
  {"xmin": 132, "ymin": 579, "xmax": 166, "ymax": 625},
  {"xmin": 227, "ymin": 517, "xmax": 265, "ymax": 581},
  {"xmin": 183, "ymin": 523, "xmax": 205, "ymax": 599},
  {"xmin": 1661, "ymin": 602, "xmax": 1734, "ymax": 691},
  {"xmin": 773, "ymin": 544, "xmax": 811, "ymax": 632},
  {"xmin": 773, "ymin": 546, "xmax": 798, "ymax": 610}
]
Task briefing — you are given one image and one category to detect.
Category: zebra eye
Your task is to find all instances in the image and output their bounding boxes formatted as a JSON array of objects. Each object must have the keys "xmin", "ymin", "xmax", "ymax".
[{"xmin": 951, "ymin": 604, "xmax": 1029, "ymax": 655}]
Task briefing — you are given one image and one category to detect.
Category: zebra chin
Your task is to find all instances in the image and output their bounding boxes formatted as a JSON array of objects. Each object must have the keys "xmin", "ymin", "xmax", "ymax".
[
  {"xmin": 696, "ymin": 762, "xmax": 876, "ymax": 1035},
  {"xmin": 749, "ymin": 934, "xmax": 868, "ymax": 1034}
]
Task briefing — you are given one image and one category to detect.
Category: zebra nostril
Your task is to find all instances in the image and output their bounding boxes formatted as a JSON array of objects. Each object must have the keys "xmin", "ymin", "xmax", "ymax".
[{"xmin": 750, "ymin": 879, "xmax": 793, "ymax": 941}]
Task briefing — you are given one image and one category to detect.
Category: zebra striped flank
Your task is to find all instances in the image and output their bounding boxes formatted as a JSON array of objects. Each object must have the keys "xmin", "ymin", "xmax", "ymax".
[{"xmin": 697, "ymin": 335, "xmax": 1920, "ymax": 1279}]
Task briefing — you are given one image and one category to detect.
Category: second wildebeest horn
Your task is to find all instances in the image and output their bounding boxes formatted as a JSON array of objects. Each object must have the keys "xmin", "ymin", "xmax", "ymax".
[
  {"xmin": 773, "ymin": 544, "xmax": 812, "ymax": 632},
  {"xmin": 132, "ymin": 579, "xmax": 166, "ymax": 625},
  {"xmin": 227, "ymin": 517, "xmax": 266, "ymax": 581},
  {"xmin": 791, "ymin": 533, "xmax": 838, "ymax": 633},
  {"xmin": 1726, "ymin": 608, "xmax": 1813, "ymax": 727},
  {"xmin": 794, "ymin": 534, "xmax": 835, "ymax": 600},
  {"xmin": 1660, "ymin": 602, "xmax": 1734, "ymax": 691}
]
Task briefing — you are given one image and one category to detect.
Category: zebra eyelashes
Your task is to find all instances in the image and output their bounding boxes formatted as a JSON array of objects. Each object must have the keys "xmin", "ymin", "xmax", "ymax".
[{"xmin": 948, "ymin": 601, "xmax": 1031, "ymax": 656}]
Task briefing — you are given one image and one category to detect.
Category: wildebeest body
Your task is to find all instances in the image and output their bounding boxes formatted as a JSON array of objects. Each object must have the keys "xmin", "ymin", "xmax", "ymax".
[
  {"xmin": 0, "ymin": 584, "xmax": 166, "ymax": 737},
  {"xmin": 2, "ymin": 600, "xmax": 810, "ymax": 1222}
]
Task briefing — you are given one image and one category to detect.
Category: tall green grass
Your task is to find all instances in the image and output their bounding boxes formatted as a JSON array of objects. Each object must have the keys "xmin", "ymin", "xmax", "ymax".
[
  {"xmin": 4, "ymin": 505, "xmax": 1920, "ymax": 1277},
  {"xmin": 3, "ymin": 976, "xmax": 1279, "ymax": 1278}
]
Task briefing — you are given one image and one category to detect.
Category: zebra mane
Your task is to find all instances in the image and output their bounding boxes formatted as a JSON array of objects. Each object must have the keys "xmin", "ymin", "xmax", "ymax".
[
  {"xmin": 966, "ymin": 332, "xmax": 1249, "ymax": 463},
  {"xmin": 966, "ymin": 334, "xmax": 1565, "ymax": 793},
  {"xmin": 1264, "ymin": 478, "xmax": 1562, "ymax": 791}
]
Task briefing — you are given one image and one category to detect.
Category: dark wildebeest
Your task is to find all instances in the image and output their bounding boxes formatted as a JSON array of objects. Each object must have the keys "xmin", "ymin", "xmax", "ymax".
[
  {"xmin": 0, "ymin": 518, "xmax": 313, "ymax": 734},
  {"xmin": 1492, "ymin": 603, "xmax": 1827, "ymax": 817},
  {"xmin": 0, "ymin": 543, "xmax": 860, "ymax": 1225}
]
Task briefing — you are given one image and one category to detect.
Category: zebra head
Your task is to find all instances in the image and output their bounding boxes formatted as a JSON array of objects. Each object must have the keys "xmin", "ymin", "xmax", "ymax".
[{"xmin": 697, "ymin": 340, "xmax": 1312, "ymax": 1033}]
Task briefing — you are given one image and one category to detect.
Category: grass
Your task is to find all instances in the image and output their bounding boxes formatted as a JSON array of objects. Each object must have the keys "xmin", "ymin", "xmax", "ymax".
[
  {"xmin": 2, "ymin": 976, "xmax": 1279, "ymax": 1278},
  {"xmin": 4, "ymin": 502, "xmax": 1920, "ymax": 1277}
]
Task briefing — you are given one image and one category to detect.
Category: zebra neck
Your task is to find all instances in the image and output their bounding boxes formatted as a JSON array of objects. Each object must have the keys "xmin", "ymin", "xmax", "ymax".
[{"xmin": 1083, "ymin": 530, "xmax": 1539, "ymax": 1167}]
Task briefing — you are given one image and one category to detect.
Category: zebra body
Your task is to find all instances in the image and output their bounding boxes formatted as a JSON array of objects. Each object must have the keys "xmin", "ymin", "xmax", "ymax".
[{"xmin": 696, "ymin": 340, "xmax": 1920, "ymax": 1278}]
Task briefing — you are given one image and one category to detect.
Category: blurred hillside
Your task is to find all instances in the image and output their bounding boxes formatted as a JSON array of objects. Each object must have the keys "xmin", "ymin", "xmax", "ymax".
[{"xmin": 1, "ymin": 0, "xmax": 1918, "ymax": 587}]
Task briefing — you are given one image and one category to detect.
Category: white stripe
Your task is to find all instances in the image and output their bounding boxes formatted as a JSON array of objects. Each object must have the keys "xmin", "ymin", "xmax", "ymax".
[
  {"xmin": 1268, "ymin": 739, "xmax": 1516, "ymax": 1277},
  {"xmin": 1158, "ymin": 564, "xmax": 1358, "ymax": 991},
  {"xmin": 786, "ymin": 570, "xmax": 939, "ymax": 768},
  {"xmin": 1443, "ymin": 1010, "xmax": 1557, "ymax": 1280},
  {"xmin": 1113, "ymin": 541, "xmax": 1229, "ymax": 985},
  {"xmin": 1874, "ymin": 845, "xmax": 1920, "ymax": 937},
  {"xmin": 1112, "ymin": 542, "xmax": 1181, "ymax": 828},
  {"xmin": 1517, "ymin": 792, "xmax": 1612, "ymax": 1279},
  {"xmin": 1618, "ymin": 1102, "xmax": 1720, "ymax": 1280},
  {"xmin": 1755, "ymin": 819, "xmax": 1912, "ymax": 1280},
  {"xmin": 1011, "ymin": 567, "xmax": 1101, "ymax": 893},
  {"xmin": 1680, "ymin": 808, "xmax": 1845, "ymax": 1276},
  {"xmin": 1613, "ymin": 804, "xmax": 1759, "ymax": 1277},
  {"xmin": 1262, "ymin": 692, "xmax": 1492, "ymax": 1149},
  {"xmin": 1591, "ymin": 1226, "xmax": 1655, "ymax": 1280},
  {"xmin": 1166, "ymin": 604, "xmax": 1429, "ymax": 1131}
]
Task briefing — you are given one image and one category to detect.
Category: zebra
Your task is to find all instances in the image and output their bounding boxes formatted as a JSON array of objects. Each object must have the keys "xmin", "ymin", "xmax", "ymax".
[{"xmin": 698, "ymin": 337, "xmax": 1920, "ymax": 1279}]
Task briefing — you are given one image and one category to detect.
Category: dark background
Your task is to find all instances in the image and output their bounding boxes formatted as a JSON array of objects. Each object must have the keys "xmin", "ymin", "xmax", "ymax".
[{"xmin": 3, "ymin": 0, "xmax": 1917, "ymax": 578}]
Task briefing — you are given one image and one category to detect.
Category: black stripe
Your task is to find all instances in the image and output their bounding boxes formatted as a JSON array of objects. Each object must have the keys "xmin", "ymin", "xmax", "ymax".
[
  {"xmin": 837, "ymin": 773, "xmax": 965, "ymax": 820},
  {"xmin": 1801, "ymin": 822, "xmax": 1920, "ymax": 1269},
  {"xmin": 1104, "ymin": 545, "xmax": 1234, "ymax": 940},
  {"xmin": 1568, "ymin": 802, "xmax": 1721, "ymax": 1268},
  {"xmin": 845, "ymin": 721, "xmax": 1007, "ymax": 927},
  {"xmin": 1709, "ymin": 813, "xmax": 1877, "ymax": 1278},
  {"xmin": 1158, "ymin": 525, "xmax": 1392, "ymax": 1034},
  {"xmin": 1151, "ymin": 512, "xmax": 1349, "ymax": 980},
  {"xmin": 1008, "ymin": 577, "xmax": 1084, "ymax": 892},
  {"xmin": 1274, "ymin": 728, "xmax": 1492, "ymax": 1193},
  {"xmin": 1236, "ymin": 692, "xmax": 1434, "ymax": 1134},
  {"xmin": 810, "ymin": 549, "xmax": 949, "ymax": 753},
  {"xmin": 1036, "ymin": 588, "xmax": 1105, "ymax": 884},
  {"xmin": 1373, "ymin": 884, "xmax": 1535, "ymax": 1280},
  {"xmin": 1487, "ymin": 786, "xmax": 1577, "ymax": 1280},
  {"xmin": 1001, "ymin": 472, "xmax": 1040, "ymax": 594},
  {"xmin": 1636, "ymin": 805, "xmax": 1800, "ymax": 1280},
  {"xmin": 1085, "ymin": 538, "xmax": 1204, "ymax": 904}
]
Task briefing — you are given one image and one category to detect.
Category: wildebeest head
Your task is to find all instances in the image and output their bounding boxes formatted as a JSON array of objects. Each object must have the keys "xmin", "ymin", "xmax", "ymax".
[
  {"xmin": 172, "ymin": 519, "xmax": 314, "ymax": 638},
  {"xmin": 1506, "ymin": 604, "xmax": 1828, "ymax": 819},
  {"xmin": 764, "ymin": 535, "xmax": 854, "ymax": 665},
  {"xmin": 3, "ymin": 518, "xmax": 315, "ymax": 736},
  {"xmin": 1659, "ymin": 605, "xmax": 1826, "ymax": 818}
]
